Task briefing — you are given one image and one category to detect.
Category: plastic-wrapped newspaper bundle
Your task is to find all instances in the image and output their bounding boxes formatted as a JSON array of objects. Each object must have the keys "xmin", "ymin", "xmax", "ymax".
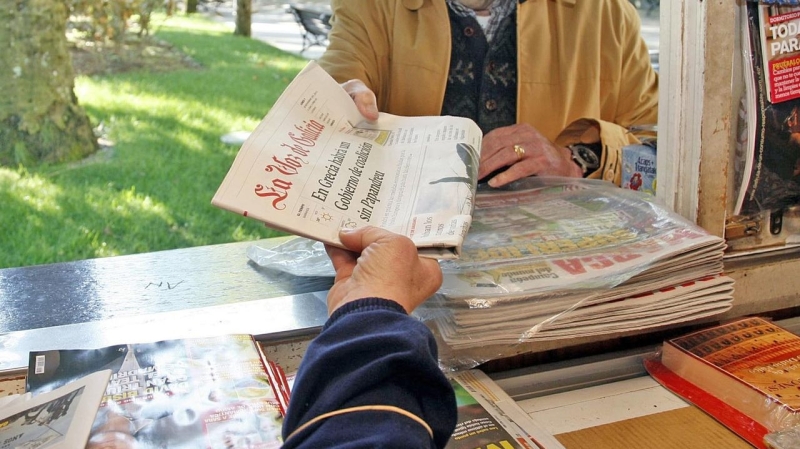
[
  {"xmin": 422, "ymin": 177, "xmax": 733, "ymax": 368},
  {"xmin": 246, "ymin": 177, "xmax": 733, "ymax": 370}
]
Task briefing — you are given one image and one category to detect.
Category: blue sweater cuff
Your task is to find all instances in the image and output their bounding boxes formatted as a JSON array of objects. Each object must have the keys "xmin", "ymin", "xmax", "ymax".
[{"xmin": 326, "ymin": 297, "xmax": 407, "ymax": 329}]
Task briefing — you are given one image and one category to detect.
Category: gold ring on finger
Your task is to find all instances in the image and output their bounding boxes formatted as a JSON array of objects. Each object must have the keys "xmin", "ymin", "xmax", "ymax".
[{"xmin": 513, "ymin": 144, "xmax": 525, "ymax": 161}]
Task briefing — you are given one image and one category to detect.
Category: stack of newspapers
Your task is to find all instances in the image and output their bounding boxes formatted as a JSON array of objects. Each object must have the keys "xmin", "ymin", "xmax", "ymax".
[
  {"xmin": 421, "ymin": 177, "xmax": 733, "ymax": 359},
  {"xmin": 245, "ymin": 176, "xmax": 733, "ymax": 368}
]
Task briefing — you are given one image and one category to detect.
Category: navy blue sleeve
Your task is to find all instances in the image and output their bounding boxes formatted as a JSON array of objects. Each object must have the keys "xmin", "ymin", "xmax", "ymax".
[{"xmin": 281, "ymin": 297, "xmax": 456, "ymax": 448}]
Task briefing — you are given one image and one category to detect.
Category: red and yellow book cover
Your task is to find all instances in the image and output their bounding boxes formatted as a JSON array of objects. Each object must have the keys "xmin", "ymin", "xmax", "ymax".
[
  {"xmin": 667, "ymin": 317, "xmax": 800, "ymax": 411},
  {"xmin": 649, "ymin": 317, "xmax": 800, "ymax": 448}
]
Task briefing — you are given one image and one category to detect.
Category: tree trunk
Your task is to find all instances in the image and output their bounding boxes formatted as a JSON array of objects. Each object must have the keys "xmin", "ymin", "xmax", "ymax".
[
  {"xmin": 0, "ymin": 0, "xmax": 97, "ymax": 166},
  {"xmin": 234, "ymin": 0, "xmax": 251, "ymax": 37},
  {"xmin": 186, "ymin": 0, "xmax": 198, "ymax": 14}
]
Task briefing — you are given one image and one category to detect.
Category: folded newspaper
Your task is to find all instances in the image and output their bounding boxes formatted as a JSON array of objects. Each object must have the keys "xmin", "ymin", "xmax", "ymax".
[
  {"xmin": 212, "ymin": 61, "xmax": 481, "ymax": 259},
  {"xmin": 447, "ymin": 369, "xmax": 564, "ymax": 449},
  {"xmin": 421, "ymin": 178, "xmax": 734, "ymax": 365}
]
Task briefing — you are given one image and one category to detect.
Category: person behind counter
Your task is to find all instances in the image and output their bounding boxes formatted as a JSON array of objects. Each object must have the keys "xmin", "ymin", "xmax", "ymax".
[
  {"xmin": 281, "ymin": 226, "xmax": 457, "ymax": 448},
  {"xmin": 318, "ymin": 0, "xmax": 658, "ymax": 188}
]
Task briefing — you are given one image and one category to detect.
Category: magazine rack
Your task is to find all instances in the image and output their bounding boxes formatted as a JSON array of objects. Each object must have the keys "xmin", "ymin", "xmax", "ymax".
[{"xmin": 659, "ymin": 1, "xmax": 800, "ymax": 325}]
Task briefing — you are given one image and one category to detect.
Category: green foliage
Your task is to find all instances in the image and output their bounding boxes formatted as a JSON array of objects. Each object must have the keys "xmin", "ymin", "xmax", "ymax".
[{"xmin": 0, "ymin": 15, "xmax": 307, "ymax": 269}]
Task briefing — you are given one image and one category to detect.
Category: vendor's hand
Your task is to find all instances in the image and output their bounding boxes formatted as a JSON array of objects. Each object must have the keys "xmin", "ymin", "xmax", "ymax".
[
  {"xmin": 340, "ymin": 79, "xmax": 379, "ymax": 121},
  {"xmin": 478, "ymin": 123, "xmax": 583, "ymax": 187},
  {"xmin": 324, "ymin": 226, "xmax": 442, "ymax": 315}
]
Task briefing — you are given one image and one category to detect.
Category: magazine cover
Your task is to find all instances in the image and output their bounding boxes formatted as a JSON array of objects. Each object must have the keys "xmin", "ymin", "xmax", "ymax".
[
  {"xmin": 26, "ymin": 335, "xmax": 285, "ymax": 449},
  {"xmin": 621, "ymin": 143, "xmax": 657, "ymax": 195},
  {"xmin": 447, "ymin": 379, "xmax": 525, "ymax": 449},
  {"xmin": 736, "ymin": 2, "xmax": 800, "ymax": 216},
  {"xmin": 757, "ymin": 4, "xmax": 800, "ymax": 104},
  {"xmin": 0, "ymin": 370, "xmax": 111, "ymax": 449}
]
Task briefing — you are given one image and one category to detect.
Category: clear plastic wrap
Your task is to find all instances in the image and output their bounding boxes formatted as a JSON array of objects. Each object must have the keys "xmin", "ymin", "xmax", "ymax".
[
  {"xmin": 422, "ymin": 177, "xmax": 732, "ymax": 369},
  {"xmin": 248, "ymin": 177, "xmax": 732, "ymax": 370},
  {"xmin": 765, "ymin": 426, "xmax": 800, "ymax": 449},
  {"xmin": 247, "ymin": 237, "xmax": 334, "ymax": 278},
  {"xmin": 644, "ymin": 317, "xmax": 800, "ymax": 449}
]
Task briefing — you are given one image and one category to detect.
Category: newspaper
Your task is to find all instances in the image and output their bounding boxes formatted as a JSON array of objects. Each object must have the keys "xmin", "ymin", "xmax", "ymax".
[
  {"xmin": 240, "ymin": 178, "xmax": 734, "ymax": 367},
  {"xmin": 419, "ymin": 178, "xmax": 734, "ymax": 363},
  {"xmin": 448, "ymin": 369, "xmax": 564, "ymax": 449},
  {"xmin": 436, "ymin": 178, "xmax": 727, "ymax": 300},
  {"xmin": 212, "ymin": 61, "xmax": 481, "ymax": 259}
]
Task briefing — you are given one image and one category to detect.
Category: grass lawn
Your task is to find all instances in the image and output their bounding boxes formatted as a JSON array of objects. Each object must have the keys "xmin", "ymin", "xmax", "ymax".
[{"xmin": 0, "ymin": 15, "xmax": 308, "ymax": 269}]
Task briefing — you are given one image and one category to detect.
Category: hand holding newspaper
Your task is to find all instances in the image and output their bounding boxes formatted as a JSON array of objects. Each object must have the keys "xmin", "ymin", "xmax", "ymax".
[{"xmin": 212, "ymin": 61, "xmax": 482, "ymax": 259}]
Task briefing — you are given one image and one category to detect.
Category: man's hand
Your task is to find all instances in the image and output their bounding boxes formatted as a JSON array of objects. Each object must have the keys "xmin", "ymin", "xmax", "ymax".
[
  {"xmin": 340, "ymin": 79, "xmax": 380, "ymax": 121},
  {"xmin": 324, "ymin": 226, "xmax": 442, "ymax": 315},
  {"xmin": 478, "ymin": 123, "xmax": 583, "ymax": 187}
]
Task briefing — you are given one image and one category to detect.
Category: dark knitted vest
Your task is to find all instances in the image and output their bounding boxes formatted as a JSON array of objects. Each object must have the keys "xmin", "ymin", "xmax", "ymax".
[{"xmin": 441, "ymin": 8, "xmax": 517, "ymax": 135}]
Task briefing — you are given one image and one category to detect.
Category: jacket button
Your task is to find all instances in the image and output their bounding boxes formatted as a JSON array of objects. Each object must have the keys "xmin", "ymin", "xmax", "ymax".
[
  {"xmin": 485, "ymin": 99, "xmax": 497, "ymax": 111},
  {"xmin": 464, "ymin": 27, "xmax": 475, "ymax": 37}
]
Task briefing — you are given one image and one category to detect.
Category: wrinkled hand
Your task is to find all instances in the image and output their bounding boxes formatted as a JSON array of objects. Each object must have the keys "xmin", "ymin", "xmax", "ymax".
[
  {"xmin": 340, "ymin": 79, "xmax": 379, "ymax": 121},
  {"xmin": 478, "ymin": 123, "xmax": 582, "ymax": 187},
  {"xmin": 324, "ymin": 226, "xmax": 442, "ymax": 315}
]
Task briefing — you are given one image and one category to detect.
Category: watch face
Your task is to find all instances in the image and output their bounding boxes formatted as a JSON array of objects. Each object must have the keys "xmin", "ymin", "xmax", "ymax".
[{"xmin": 575, "ymin": 146, "xmax": 600, "ymax": 169}]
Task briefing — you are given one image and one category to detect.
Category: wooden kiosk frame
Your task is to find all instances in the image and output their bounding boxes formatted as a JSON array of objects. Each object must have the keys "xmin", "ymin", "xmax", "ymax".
[{"xmin": 1, "ymin": 3, "xmax": 799, "ymax": 447}]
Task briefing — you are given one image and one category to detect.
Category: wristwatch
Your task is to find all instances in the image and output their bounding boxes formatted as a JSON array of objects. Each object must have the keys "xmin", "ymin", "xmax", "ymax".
[{"xmin": 568, "ymin": 143, "xmax": 601, "ymax": 175}]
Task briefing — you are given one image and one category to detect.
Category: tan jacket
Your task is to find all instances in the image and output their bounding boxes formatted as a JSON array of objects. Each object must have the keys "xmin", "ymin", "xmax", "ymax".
[{"xmin": 318, "ymin": 0, "xmax": 659, "ymax": 184}]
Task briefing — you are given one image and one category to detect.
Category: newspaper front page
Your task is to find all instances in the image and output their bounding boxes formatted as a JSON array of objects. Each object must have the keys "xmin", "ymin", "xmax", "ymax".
[{"xmin": 213, "ymin": 62, "xmax": 481, "ymax": 258}]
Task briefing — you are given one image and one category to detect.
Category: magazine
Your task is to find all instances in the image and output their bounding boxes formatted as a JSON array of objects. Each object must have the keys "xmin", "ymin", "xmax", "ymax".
[
  {"xmin": 26, "ymin": 335, "xmax": 290, "ymax": 449},
  {"xmin": 447, "ymin": 369, "xmax": 564, "ymax": 449},
  {"xmin": 0, "ymin": 370, "xmax": 111, "ymax": 449},
  {"xmin": 212, "ymin": 61, "xmax": 481, "ymax": 259},
  {"xmin": 734, "ymin": 2, "xmax": 800, "ymax": 218},
  {"xmin": 756, "ymin": 3, "xmax": 800, "ymax": 104}
]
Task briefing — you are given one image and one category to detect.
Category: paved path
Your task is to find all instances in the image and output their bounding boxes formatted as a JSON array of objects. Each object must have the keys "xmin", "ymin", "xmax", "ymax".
[{"xmin": 205, "ymin": 1, "xmax": 330, "ymax": 60}]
